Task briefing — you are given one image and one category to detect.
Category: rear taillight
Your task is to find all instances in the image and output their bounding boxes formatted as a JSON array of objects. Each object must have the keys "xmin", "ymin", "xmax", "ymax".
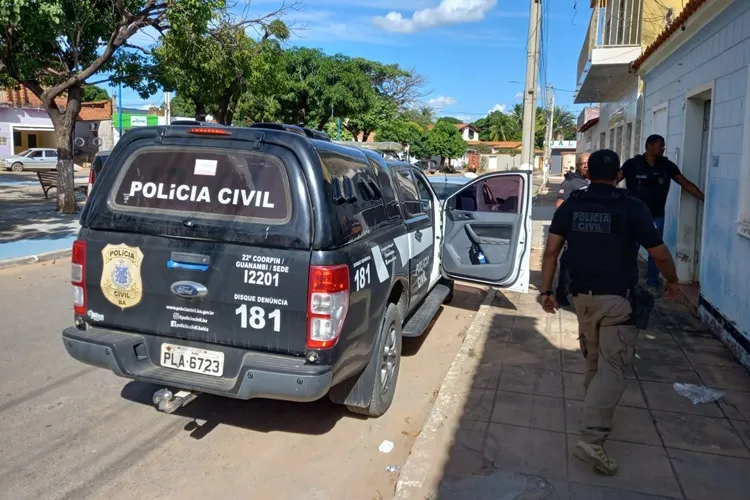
[
  {"xmin": 87, "ymin": 169, "xmax": 94, "ymax": 196},
  {"xmin": 187, "ymin": 127, "xmax": 231, "ymax": 136},
  {"xmin": 307, "ymin": 265, "xmax": 350, "ymax": 349},
  {"xmin": 72, "ymin": 240, "xmax": 87, "ymax": 315}
]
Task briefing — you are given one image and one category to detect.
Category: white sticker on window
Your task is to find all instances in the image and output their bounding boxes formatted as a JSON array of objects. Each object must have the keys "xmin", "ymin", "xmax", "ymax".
[{"xmin": 194, "ymin": 159, "xmax": 217, "ymax": 176}]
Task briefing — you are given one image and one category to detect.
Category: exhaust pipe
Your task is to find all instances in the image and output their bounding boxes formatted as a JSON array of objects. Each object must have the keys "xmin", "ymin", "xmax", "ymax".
[{"xmin": 152, "ymin": 388, "xmax": 198, "ymax": 414}]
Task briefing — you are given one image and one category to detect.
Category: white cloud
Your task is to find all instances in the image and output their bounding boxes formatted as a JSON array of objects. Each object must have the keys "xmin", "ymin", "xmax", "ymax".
[
  {"xmin": 428, "ymin": 96, "xmax": 457, "ymax": 109},
  {"xmin": 515, "ymin": 92, "xmax": 524, "ymax": 99},
  {"xmin": 373, "ymin": 0, "xmax": 497, "ymax": 34},
  {"xmin": 489, "ymin": 104, "xmax": 506, "ymax": 113}
]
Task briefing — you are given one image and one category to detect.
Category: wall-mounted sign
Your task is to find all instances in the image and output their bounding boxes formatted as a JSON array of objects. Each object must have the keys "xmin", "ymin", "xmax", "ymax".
[
  {"xmin": 130, "ymin": 115, "xmax": 148, "ymax": 127},
  {"xmin": 548, "ymin": 140, "xmax": 576, "ymax": 149}
]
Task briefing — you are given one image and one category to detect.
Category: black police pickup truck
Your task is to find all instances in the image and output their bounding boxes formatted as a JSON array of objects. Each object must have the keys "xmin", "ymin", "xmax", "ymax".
[{"xmin": 63, "ymin": 123, "xmax": 532, "ymax": 417}]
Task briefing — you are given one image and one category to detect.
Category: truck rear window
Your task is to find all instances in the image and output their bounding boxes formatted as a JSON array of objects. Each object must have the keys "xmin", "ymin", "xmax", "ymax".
[{"xmin": 110, "ymin": 147, "xmax": 291, "ymax": 223}]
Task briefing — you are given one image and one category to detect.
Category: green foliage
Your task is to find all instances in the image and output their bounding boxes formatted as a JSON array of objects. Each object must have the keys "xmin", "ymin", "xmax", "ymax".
[
  {"xmin": 401, "ymin": 106, "xmax": 435, "ymax": 128},
  {"xmin": 427, "ymin": 119, "xmax": 467, "ymax": 165},
  {"xmin": 437, "ymin": 116, "xmax": 461, "ymax": 124},
  {"xmin": 473, "ymin": 111, "xmax": 520, "ymax": 142},
  {"xmin": 150, "ymin": 13, "xmax": 288, "ymax": 124},
  {"xmin": 376, "ymin": 119, "xmax": 424, "ymax": 146},
  {"xmin": 324, "ymin": 120, "xmax": 354, "ymax": 141},
  {"xmin": 82, "ymin": 85, "xmax": 109, "ymax": 102}
]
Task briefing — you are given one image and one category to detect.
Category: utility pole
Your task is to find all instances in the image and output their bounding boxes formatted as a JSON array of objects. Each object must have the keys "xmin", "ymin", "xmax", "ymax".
[
  {"xmin": 543, "ymin": 83, "xmax": 555, "ymax": 176},
  {"xmin": 118, "ymin": 82, "xmax": 123, "ymax": 138},
  {"xmin": 520, "ymin": 0, "xmax": 542, "ymax": 171},
  {"xmin": 165, "ymin": 91, "xmax": 171, "ymax": 124}
]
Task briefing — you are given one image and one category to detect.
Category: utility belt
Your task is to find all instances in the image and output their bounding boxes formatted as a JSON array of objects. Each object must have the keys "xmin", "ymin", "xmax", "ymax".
[
  {"xmin": 570, "ymin": 283, "xmax": 631, "ymax": 298},
  {"xmin": 571, "ymin": 284, "xmax": 654, "ymax": 330}
]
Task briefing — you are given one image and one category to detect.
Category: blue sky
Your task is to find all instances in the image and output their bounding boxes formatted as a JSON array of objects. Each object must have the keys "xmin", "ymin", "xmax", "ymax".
[{"xmin": 114, "ymin": 0, "xmax": 588, "ymax": 122}]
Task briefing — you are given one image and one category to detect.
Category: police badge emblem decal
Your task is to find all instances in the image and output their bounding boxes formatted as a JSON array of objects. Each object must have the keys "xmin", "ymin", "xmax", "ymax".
[{"xmin": 100, "ymin": 244, "xmax": 144, "ymax": 309}]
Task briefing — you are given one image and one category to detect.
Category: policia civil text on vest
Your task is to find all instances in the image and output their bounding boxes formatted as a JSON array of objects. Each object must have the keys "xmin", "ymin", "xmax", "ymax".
[{"xmin": 539, "ymin": 149, "xmax": 680, "ymax": 476}]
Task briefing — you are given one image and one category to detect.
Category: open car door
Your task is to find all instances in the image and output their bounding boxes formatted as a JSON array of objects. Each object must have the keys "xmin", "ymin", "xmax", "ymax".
[{"xmin": 440, "ymin": 171, "xmax": 532, "ymax": 293}]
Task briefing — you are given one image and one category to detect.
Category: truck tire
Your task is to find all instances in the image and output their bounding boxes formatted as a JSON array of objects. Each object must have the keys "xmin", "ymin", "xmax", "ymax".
[{"xmin": 346, "ymin": 303, "xmax": 403, "ymax": 418}]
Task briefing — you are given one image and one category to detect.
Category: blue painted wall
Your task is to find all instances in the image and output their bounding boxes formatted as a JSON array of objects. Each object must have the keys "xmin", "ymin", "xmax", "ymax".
[{"xmin": 643, "ymin": 1, "xmax": 750, "ymax": 343}]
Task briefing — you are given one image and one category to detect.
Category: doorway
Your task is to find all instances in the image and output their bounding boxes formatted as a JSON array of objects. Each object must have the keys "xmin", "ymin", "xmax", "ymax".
[{"xmin": 679, "ymin": 84, "xmax": 713, "ymax": 308}]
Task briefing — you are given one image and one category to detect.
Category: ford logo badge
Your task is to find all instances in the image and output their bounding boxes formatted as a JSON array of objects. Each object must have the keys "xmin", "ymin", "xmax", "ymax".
[{"xmin": 170, "ymin": 281, "xmax": 208, "ymax": 299}]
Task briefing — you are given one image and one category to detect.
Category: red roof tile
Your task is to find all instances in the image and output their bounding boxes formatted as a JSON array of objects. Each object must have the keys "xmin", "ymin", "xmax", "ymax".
[
  {"xmin": 632, "ymin": 0, "xmax": 708, "ymax": 71},
  {"xmin": 1, "ymin": 86, "xmax": 112, "ymax": 121}
]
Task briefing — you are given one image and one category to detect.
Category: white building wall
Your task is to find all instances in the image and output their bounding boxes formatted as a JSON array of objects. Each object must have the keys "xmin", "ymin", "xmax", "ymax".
[
  {"xmin": 460, "ymin": 127, "xmax": 478, "ymax": 142},
  {"xmin": 585, "ymin": 79, "xmax": 643, "ymax": 161},
  {"xmin": 642, "ymin": 0, "xmax": 750, "ymax": 366}
]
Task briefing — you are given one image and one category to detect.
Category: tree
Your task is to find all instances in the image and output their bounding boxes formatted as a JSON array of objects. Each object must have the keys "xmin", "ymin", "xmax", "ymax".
[
  {"xmin": 427, "ymin": 120, "xmax": 467, "ymax": 167},
  {"xmin": 376, "ymin": 119, "xmax": 425, "ymax": 148},
  {"xmin": 150, "ymin": 10, "xmax": 290, "ymax": 125},
  {"xmin": 0, "ymin": 0, "xmax": 221, "ymax": 212},
  {"xmin": 324, "ymin": 120, "xmax": 353, "ymax": 141},
  {"xmin": 165, "ymin": 93, "xmax": 196, "ymax": 118},
  {"xmin": 474, "ymin": 111, "xmax": 520, "ymax": 142},
  {"xmin": 401, "ymin": 105, "xmax": 435, "ymax": 128},
  {"xmin": 552, "ymin": 106, "xmax": 577, "ymax": 140},
  {"xmin": 82, "ymin": 85, "xmax": 109, "ymax": 102},
  {"xmin": 437, "ymin": 116, "xmax": 461, "ymax": 125}
]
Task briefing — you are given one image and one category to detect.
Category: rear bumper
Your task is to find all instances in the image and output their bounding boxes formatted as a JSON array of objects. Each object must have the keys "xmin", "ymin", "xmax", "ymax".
[{"xmin": 62, "ymin": 327, "xmax": 332, "ymax": 402}]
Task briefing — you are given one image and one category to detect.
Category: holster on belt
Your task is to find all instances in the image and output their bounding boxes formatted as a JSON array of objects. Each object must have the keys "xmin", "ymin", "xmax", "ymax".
[{"xmin": 628, "ymin": 285, "xmax": 655, "ymax": 330}]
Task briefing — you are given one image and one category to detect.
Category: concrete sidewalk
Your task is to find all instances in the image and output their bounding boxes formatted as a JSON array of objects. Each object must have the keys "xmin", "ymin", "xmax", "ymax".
[
  {"xmin": 396, "ymin": 245, "xmax": 750, "ymax": 499},
  {"xmin": 0, "ymin": 172, "xmax": 86, "ymax": 266}
]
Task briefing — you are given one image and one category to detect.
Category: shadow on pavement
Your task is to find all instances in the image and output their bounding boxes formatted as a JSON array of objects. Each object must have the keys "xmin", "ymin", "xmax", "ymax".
[
  {"xmin": 0, "ymin": 181, "xmax": 83, "ymax": 243},
  {"xmin": 118, "ymin": 284, "xmax": 488, "ymax": 440}
]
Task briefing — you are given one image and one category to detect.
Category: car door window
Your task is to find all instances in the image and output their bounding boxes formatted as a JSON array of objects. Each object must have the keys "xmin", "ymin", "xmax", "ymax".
[
  {"xmin": 28, "ymin": 151, "xmax": 43, "ymax": 159},
  {"xmin": 45, "ymin": 150, "xmax": 58, "ymax": 158},
  {"xmin": 414, "ymin": 174, "xmax": 433, "ymax": 215},
  {"xmin": 395, "ymin": 169, "xmax": 424, "ymax": 218},
  {"xmin": 455, "ymin": 176, "xmax": 522, "ymax": 214}
]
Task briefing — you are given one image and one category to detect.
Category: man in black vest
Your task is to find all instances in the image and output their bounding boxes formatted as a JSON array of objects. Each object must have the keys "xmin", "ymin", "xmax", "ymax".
[
  {"xmin": 540, "ymin": 149, "xmax": 679, "ymax": 475},
  {"xmin": 621, "ymin": 135, "xmax": 704, "ymax": 294},
  {"xmin": 555, "ymin": 152, "xmax": 590, "ymax": 306}
]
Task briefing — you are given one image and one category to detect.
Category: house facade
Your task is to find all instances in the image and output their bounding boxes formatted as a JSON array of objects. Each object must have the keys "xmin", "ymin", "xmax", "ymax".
[
  {"xmin": 574, "ymin": 0, "xmax": 687, "ymax": 162},
  {"xmin": 547, "ymin": 140, "xmax": 577, "ymax": 175},
  {"xmin": 0, "ymin": 87, "xmax": 113, "ymax": 159},
  {"xmin": 634, "ymin": 0, "xmax": 750, "ymax": 367},
  {"xmin": 455, "ymin": 123, "xmax": 480, "ymax": 142}
]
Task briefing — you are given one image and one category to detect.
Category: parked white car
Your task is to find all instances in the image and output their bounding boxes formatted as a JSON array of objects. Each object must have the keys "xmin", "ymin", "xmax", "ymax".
[{"xmin": 0, "ymin": 148, "xmax": 59, "ymax": 171}]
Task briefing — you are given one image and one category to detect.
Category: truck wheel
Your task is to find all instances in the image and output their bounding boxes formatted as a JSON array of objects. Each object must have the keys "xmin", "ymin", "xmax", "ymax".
[
  {"xmin": 443, "ymin": 279, "xmax": 455, "ymax": 304},
  {"xmin": 11, "ymin": 162, "xmax": 23, "ymax": 172},
  {"xmin": 346, "ymin": 303, "xmax": 403, "ymax": 418}
]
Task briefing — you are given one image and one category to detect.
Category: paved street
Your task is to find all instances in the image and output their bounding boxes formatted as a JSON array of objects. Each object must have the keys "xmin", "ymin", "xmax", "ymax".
[{"xmin": 0, "ymin": 260, "xmax": 487, "ymax": 500}]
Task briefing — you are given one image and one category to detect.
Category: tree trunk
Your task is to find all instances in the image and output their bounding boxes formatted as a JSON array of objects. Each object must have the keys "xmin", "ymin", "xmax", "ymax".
[
  {"xmin": 48, "ymin": 85, "xmax": 83, "ymax": 214},
  {"xmin": 194, "ymin": 99, "xmax": 207, "ymax": 121},
  {"xmin": 344, "ymin": 124, "xmax": 359, "ymax": 141}
]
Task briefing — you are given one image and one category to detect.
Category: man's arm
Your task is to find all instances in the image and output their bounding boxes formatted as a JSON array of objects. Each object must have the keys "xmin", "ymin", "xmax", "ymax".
[
  {"xmin": 542, "ymin": 233, "xmax": 565, "ymax": 292},
  {"xmin": 633, "ymin": 201, "xmax": 679, "ymax": 283},
  {"xmin": 555, "ymin": 180, "xmax": 572, "ymax": 209},
  {"xmin": 674, "ymin": 173, "xmax": 705, "ymax": 202},
  {"xmin": 541, "ymin": 208, "xmax": 568, "ymax": 291}
]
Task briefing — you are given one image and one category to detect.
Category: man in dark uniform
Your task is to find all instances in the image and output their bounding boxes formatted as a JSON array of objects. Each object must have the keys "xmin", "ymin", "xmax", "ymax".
[
  {"xmin": 540, "ymin": 149, "xmax": 679, "ymax": 475},
  {"xmin": 621, "ymin": 135, "xmax": 704, "ymax": 294},
  {"xmin": 554, "ymin": 152, "xmax": 590, "ymax": 306}
]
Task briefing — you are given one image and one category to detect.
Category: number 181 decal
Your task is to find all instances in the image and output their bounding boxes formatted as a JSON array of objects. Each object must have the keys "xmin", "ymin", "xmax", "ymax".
[{"xmin": 355, "ymin": 263, "xmax": 371, "ymax": 291}]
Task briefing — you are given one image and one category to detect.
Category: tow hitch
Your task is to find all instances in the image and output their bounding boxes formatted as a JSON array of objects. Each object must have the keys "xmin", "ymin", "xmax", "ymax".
[{"xmin": 152, "ymin": 388, "xmax": 198, "ymax": 414}]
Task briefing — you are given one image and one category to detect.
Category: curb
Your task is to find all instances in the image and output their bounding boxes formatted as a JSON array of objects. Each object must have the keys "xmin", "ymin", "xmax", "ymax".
[
  {"xmin": 395, "ymin": 287, "xmax": 497, "ymax": 498},
  {"xmin": 0, "ymin": 248, "xmax": 72, "ymax": 270}
]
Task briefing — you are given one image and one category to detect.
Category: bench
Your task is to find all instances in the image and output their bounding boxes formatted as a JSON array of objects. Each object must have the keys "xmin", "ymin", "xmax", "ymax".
[{"xmin": 37, "ymin": 171, "xmax": 88, "ymax": 199}]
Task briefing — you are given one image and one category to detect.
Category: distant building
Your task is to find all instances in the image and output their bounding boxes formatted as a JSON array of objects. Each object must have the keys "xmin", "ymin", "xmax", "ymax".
[{"xmin": 0, "ymin": 86, "xmax": 113, "ymax": 158}]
